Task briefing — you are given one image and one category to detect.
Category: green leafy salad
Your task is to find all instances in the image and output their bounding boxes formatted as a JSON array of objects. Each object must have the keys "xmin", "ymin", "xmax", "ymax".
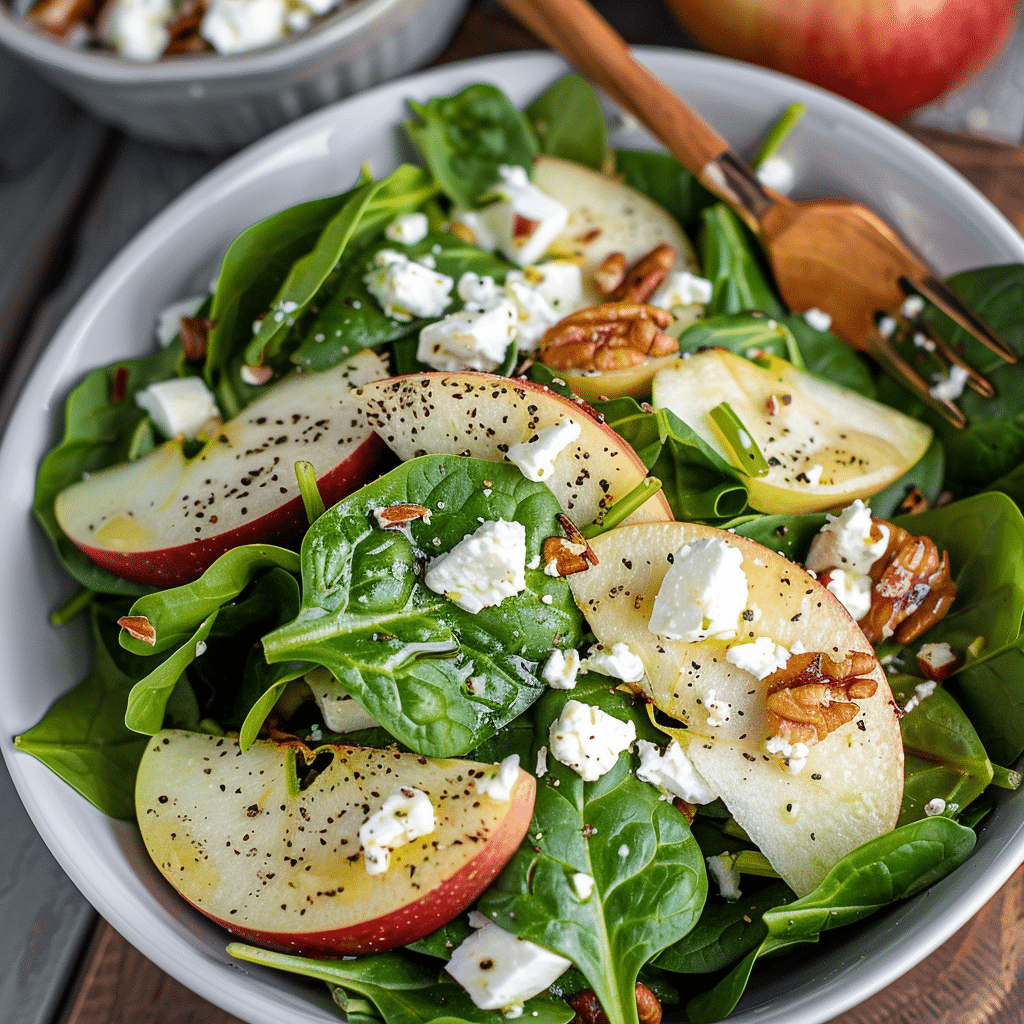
[{"xmin": 21, "ymin": 74, "xmax": 1024, "ymax": 1024}]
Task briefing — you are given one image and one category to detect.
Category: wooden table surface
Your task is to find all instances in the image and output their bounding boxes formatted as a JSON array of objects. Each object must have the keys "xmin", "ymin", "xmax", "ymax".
[{"xmin": 5, "ymin": 3, "xmax": 1024, "ymax": 1024}]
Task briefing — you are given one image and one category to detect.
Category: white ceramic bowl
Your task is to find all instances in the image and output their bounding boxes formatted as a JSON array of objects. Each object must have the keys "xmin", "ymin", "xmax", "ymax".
[
  {"xmin": 0, "ymin": 0, "xmax": 468, "ymax": 153},
  {"xmin": 2, "ymin": 49, "xmax": 1024, "ymax": 1024}
]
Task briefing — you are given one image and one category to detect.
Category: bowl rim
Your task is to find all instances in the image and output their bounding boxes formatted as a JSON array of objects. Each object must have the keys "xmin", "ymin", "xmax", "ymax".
[
  {"xmin": 0, "ymin": 0, "xmax": 443, "ymax": 82},
  {"xmin": 3, "ymin": 45, "xmax": 1024, "ymax": 1024}
]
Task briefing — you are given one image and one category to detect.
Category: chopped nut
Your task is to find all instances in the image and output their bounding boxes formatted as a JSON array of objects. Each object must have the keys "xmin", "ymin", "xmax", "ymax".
[
  {"xmin": 241, "ymin": 363, "xmax": 274, "ymax": 386},
  {"xmin": 374, "ymin": 503, "xmax": 432, "ymax": 529},
  {"xmin": 540, "ymin": 302, "xmax": 678, "ymax": 371},
  {"xmin": 542, "ymin": 514, "xmax": 599, "ymax": 576},
  {"xmin": 594, "ymin": 251, "xmax": 627, "ymax": 295},
  {"xmin": 27, "ymin": 0, "xmax": 99, "ymax": 35},
  {"xmin": 606, "ymin": 243, "xmax": 677, "ymax": 303},
  {"xmin": 916, "ymin": 641, "xmax": 960, "ymax": 682},
  {"xmin": 895, "ymin": 486, "xmax": 929, "ymax": 515},
  {"xmin": 672, "ymin": 797, "xmax": 697, "ymax": 824},
  {"xmin": 111, "ymin": 365, "xmax": 129, "ymax": 405},
  {"xmin": 860, "ymin": 522, "xmax": 956, "ymax": 645},
  {"xmin": 179, "ymin": 315, "xmax": 213, "ymax": 362},
  {"xmin": 764, "ymin": 651, "xmax": 878, "ymax": 746},
  {"xmin": 568, "ymin": 984, "xmax": 661, "ymax": 1024},
  {"xmin": 118, "ymin": 615, "xmax": 156, "ymax": 646}
]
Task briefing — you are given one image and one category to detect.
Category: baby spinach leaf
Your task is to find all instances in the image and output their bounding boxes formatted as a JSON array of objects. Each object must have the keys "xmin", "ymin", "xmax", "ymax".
[
  {"xmin": 613, "ymin": 149, "xmax": 715, "ymax": 232},
  {"xmin": 15, "ymin": 600, "xmax": 149, "ymax": 820},
  {"xmin": 406, "ymin": 84, "xmax": 539, "ymax": 208},
  {"xmin": 677, "ymin": 312, "xmax": 802, "ymax": 364},
  {"xmin": 601, "ymin": 399, "xmax": 748, "ymax": 522},
  {"xmin": 526, "ymin": 75, "xmax": 607, "ymax": 170},
  {"xmin": 228, "ymin": 944, "xmax": 573, "ymax": 1024},
  {"xmin": 33, "ymin": 340, "xmax": 185, "ymax": 597},
  {"xmin": 699, "ymin": 205, "xmax": 785, "ymax": 319},
  {"xmin": 889, "ymin": 676, "xmax": 995, "ymax": 824},
  {"xmin": 867, "ymin": 435, "xmax": 946, "ymax": 520},
  {"xmin": 480, "ymin": 683, "xmax": 706, "ymax": 1024},
  {"xmin": 686, "ymin": 817, "xmax": 976, "ymax": 1023},
  {"xmin": 728, "ymin": 512, "xmax": 826, "ymax": 562},
  {"xmin": 261, "ymin": 456, "xmax": 582, "ymax": 758}
]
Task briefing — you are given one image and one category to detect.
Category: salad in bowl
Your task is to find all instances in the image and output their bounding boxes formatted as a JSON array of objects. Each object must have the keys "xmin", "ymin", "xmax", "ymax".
[{"xmin": 11, "ymin": 57, "xmax": 1024, "ymax": 1024}]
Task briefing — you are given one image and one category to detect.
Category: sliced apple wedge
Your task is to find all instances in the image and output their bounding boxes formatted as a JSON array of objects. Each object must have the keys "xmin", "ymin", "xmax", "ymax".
[
  {"xmin": 652, "ymin": 349, "xmax": 932, "ymax": 514},
  {"xmin": 136, "ymin": 731, "xmax": 535, "ymax": 955},
  {"xmin": 55, "ymin": 351, "xmax": 388, "ymax": 587},
  {"xmin": 355, "ymin": 372, "xmax": 673, "ymax": 527},
  {"xmin": 569, "ymin": 521, "xmax": 903, "ymax": 896}
]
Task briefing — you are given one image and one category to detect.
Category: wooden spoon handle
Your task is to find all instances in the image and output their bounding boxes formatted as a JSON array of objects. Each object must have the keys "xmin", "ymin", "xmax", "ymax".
[{"xmin": 497, "ymin": 0, "xmax": 731, "ymax": 173}]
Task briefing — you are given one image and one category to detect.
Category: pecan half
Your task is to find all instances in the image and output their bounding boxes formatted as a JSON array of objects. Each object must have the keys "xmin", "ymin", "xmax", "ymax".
[
  {"xmin": 861, "ymin": 522, "xmax": 956, "ymax": 645},
  {"xmin": 542, "ymin": 514, "xmax": 599, "ymax": 576},
  {"xmin": 540, "ymin": 302, "xmax": 678, "ymax": 371},
  {"xmin": 764, "ymin": 651, "xmax": 878, "ymax": 746},
  {"xmin": 118, "ymin": 615, "xmax": 156, "ymax": 646},
  {"xmin": 374, "ymin": 503, "xmax": 432, "ymax": 529},
  {"xmin": 595, "ymin": 243, "xmax": 676, "ymax": 303}
]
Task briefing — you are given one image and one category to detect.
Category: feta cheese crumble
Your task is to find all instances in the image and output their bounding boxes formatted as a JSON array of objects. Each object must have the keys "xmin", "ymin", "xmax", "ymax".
[
  {"xmin": 384, "ymin": 212, "xmax": 430, "ymax": 246},
  {"xmin": 705, "ymin": 691, "xmax": 731, "ymax": 727},
  {"xmin": 506, "ymin": 419, "xmax": 581, "ymax": 481},
  {"xmin": 755, "ymin": 154, "xmax": 795, "ymax": 193},
  {"xmin": 101, "ymin": 0, "xmax": 174, "ymax": 60},
  {"xmin": 579, "ymin": 642, "xmax": 645, "ymax": 683},
  {"xmin": 805, "ymin": 499, "xmax": 889, "ymax": 576},
  {"xmin": 917, "ymin": 641, "xmax": 957, "ymax": 680},
  {"xmin": 802, "ymin": 307, "xmax": 833, "ymax": 332},
  {"xmin": 446, "ymin": 920, "xmax": 570, "ymax": 1014},
  {"xmin": 648, "ymin": 537, "xmax": 748, "ymax": 642},
  {"xmin": 200, "ymin": 0, "xmax": 288, "ymax": 55},
  {"xmin": 549, "ymin": 700, "xmax": 636, "ymax": 781},
  {"xmin": 924, "ymin": 797, "xmax": 947, "ymax": 817},
  {"xmin": 822, "ymin": 569, "xmax": 873, "ymax": 622},
  {"xmin": 572, "ymin": 872, "xmax": 595, "ymax": 900},
  {"xmin": 726, "ymin": 636, "xmax": 791, "ymax": 680},
  {"xmin": 765, "ymin": 735, "xmax": 810, "ymax": 774},
  {"xmin": 903, "ymin": 679, "xmax": 938, "ymax": 714},
  {"xmin": 359, "ymin": 787, "xmax": 435, "ymax": 876},
  {"xmin": 155, "ymin": 294, "xmax": 206, "ymax": 347},
  {"xmin": 424, "ymin": 520, "xmax": 527, "ymax": 614},
  {"xmin": 417, "ymin": 301, "xmax": 518, "ymax": 372},
  {"xmin": 475, "ymin": 755, "xmax": 521, "ymax": 802},
  {"xmin": 365, "ymin": 249, "xmax": 454, "ymax": 322},
  {"xmin": 541, "ymin": 648, "xmax": 581, "ymax": 690},
  {"xmin": 706, "ymin": 853, "xmax": 743, "ymax": 901},
  {"xmin": 135, "ymin": 377, "xmax": 220, "ymax": 440},
  {"xmin": 636, "ymin": 739, "xmax": 718, "ymax": 803},
  {"xmin": 929, "ymin": 364, "xmax": 970, "ymax": 402},
  {"xmin": 650, "ymin": 270, "xmax": 714, "ymax": 315}
]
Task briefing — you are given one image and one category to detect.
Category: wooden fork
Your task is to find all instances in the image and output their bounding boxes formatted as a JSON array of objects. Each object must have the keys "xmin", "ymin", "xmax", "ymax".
[{"xmin": 498, "ymin": 0, "xmax": 1018, "ymax": 427}]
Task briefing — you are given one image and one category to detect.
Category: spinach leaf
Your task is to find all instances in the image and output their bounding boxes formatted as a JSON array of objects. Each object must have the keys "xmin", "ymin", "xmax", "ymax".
[
  {"xmin": 728, "ymin": 512, "xmax": 826, "ymax": 562},
  {"xmin": 613, "ymin": 150, "xmax": 715, "ymax": 232},
  {"xmin": 527, "ymin": 75, "xmax": 607, "ymax": 170},
  {"xmin": 406, "ymin": 84, "xmax": 540, "ymax": 208},
  {"xmin": 33, "ymin": 340, "xmax": 185, "ymax": 597},
  {"xmin": 866, "ymin": 436, "xmax": 946, "ymax": 520},
  {"xmin": 677, "ymin": 312, "xmax": 802, "ymax": 363},
  {"xmin": 480, "ymin": 682, "xmax": 706, "ymax": 1024},
  {"xmin": 261, "ymin": 456, "xmax": 582, "ymax": 758},
  {"xmin": 700, "ymin": 205, "xmax": 785, "ymax": 319},
  {"xmin": 118, "ymin": 545, "xmax": 302, "ymax": 734},
  {"xmin": 890, "ymin": 675, "xmax": 996, "ymax": 824},
  {"xmin": 15, "ymin": 600, "xmax": 149, "ymax": 820},
  {"xmin": 228, "ymin": 944, "xmax": 573, "ymax": 1024},
  {"xmin": 601, "ymin": 399, "xmax": 748, "ymax": 522},
  {"xmin": 686, "ymin": 817, "xmax": 976, "ymax": 1023}
]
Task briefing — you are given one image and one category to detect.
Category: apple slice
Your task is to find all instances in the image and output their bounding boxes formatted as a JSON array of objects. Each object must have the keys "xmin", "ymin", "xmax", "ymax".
[
  {"xmin": 652, "ymin": 348, "xmax": 932, "ymax": 514},
  {"xmin": 136, "ymin": 730, "xmax": 535, "ymax": 955},
  {"xmin": 568, "ymin": 521, "xmax": 903, "ymax": 896},
  {"xmin": 54, "ymin": 351, "xmax": 388, "ymax": 588},
  {"xmin": 355, "ymin": 372, "xmax": 673, "ymax": 527}
]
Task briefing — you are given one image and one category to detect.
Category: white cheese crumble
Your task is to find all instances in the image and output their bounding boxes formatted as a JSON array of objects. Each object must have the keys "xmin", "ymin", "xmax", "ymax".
[
  {"xmin": 579, "ymin": 642, "xmax": 645, "ymax": 683},
  {"xmin": 650, "ymin": 270, "xmax": 714, "ymax": 315},
  {"xmin": 802, "ymin": 307, "xmax": 832, "ymax": 332},
  {"xmin": 805, "ymin": 499, "xmax": 889, "ymax": 575},
  {"xmin": 101, "ymin": 0, "xmax": 174, "ymax": 60},
  {"xmin": 424, "ymin": 520, "xmax": 527, "ymax": 614},
  {"xmin": 924, "ymin": 797, "xmax": 947, "ymax": 816},
  {"xmin": 706, "ymin": 853, "xmax": 743, "ymax": 901},
  {"xmin": 902, "ymin": 294, "xmax": 926, "ymax": 318},
  {"xmin": 765, "ymin": 735, "xmax": 810, "ymax": 775},
  {"xmin": 417, "ymin": 301, "xmax": 517, "ymax": 372},
  {"xmin": 929, "ymin": 364, "xmax": 970, "ymax": 402},
  {"xmin": 725, "ymin": 636, "xmax": 791, "ymax": 680},
  {"xmin": 636, "ymin": 739, "xmax": 718, "ymax": 803},
  {"xmin": 541, "ymin": 648, "xmax": 581, "ymax": 690},
  {"xmin": 384, "ymin": 212, "xmax": 429, "ymax": 246},
  {"xmin": 506, "ymin": 419, "xmax": 581, "ymax": 482},
  {"xmin": 365, "ymin": 249, "xmax": 454, "ymax": 323},
  {"xmin": 446, "ymin": 920, "xmax": 570, "ymax": 1014},
  {"xmin": 648, "ymin": 537, "xmax": 748, "ymax": 642},
  {"xmin": 200, "ymin": 0, "xmax": 288, "ymax": 55},
  {"xmin": 918, "ymin": 641, "xmax": 957, "ymax": 674},
  {"xmin": 155, "ymin": 294, "xmax": 206, "ymax": 347},
  {"xmin": 823, "ymin": 569, "xmax": 873, "ymax": 621},
  {"xmin": 572, "ymin": 872, "xmax": 595, "ymax": 900},
  {"xmin": 475, "ymin": 755, "xmax": 521, "ymax": 802},
  {"xmin": 903, "ymin": 679, "xmax": 938, "ymax": 714},
  {"xmin": 473, "ymin": 164, "xmax": 570, "ymax": 267},
  {"xmin": 549, "ymin": 700, "xmax": 636, "ymax": 782},
  {"xmin": 135, "ymin": 377, "xmax": 220, "ymax": 440},
  {"xmin": 705, "ymin": 689, "xmax": 731, "ymax": 727},
  {"xmin": 359, "ymin": 787, "xmax": 435, "ymax": 876},
  {"xmin": 535, "ymin": 745, "xmax": 548, "ymax": 778},
  {"xmin": 755, "ymin": 154, "xmax": 795, "ymax": 193}
]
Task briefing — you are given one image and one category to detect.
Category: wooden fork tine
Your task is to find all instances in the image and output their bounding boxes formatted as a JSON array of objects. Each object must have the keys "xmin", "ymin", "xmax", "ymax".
[
  {"xmin": 865, "ymin": 330, "xmax": 967, "ymax": 428},
  {"xmin": 909, "ymin": 275, "xmax": 1018, "ymax": 364}
]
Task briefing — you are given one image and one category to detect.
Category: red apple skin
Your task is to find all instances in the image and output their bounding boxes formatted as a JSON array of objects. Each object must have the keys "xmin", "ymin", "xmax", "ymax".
[
  {"xmin": 71, "ymin": 431, "xmax": 389, "ymax": 588},
  {"xmin": 185, "ymin": 770, "xmax": 536, "ymax": 957},
  {"xmin": 666, "ymin": 0, "xmax": 1018, "ymax": 119},
  {"xmin": 136, "ymin": 733, "xmax": 537, "ymax": 956}
]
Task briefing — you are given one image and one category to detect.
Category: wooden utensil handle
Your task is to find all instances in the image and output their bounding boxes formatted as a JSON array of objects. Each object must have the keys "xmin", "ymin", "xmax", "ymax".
[{"xmin": 498, "ymin": 0, "xmax": 730, "ymax": 172}]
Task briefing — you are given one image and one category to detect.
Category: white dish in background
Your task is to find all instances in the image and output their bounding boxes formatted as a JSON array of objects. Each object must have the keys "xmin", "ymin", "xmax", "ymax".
[{"xmin": 2, "ymin": 49, "xmax": 1024, "ymax": 1024}]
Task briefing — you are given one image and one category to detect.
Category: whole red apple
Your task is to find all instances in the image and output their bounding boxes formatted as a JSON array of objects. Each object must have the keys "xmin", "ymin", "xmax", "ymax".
[{"xmin": 666, "ymin": 0, "xmax": 1018, "ymax": 119}]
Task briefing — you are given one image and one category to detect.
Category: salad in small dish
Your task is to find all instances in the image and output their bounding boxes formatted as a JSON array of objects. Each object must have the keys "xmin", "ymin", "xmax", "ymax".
[{"xmin": 18, "ymin": 71, "xmax": 1024, "ymax": 1024}]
